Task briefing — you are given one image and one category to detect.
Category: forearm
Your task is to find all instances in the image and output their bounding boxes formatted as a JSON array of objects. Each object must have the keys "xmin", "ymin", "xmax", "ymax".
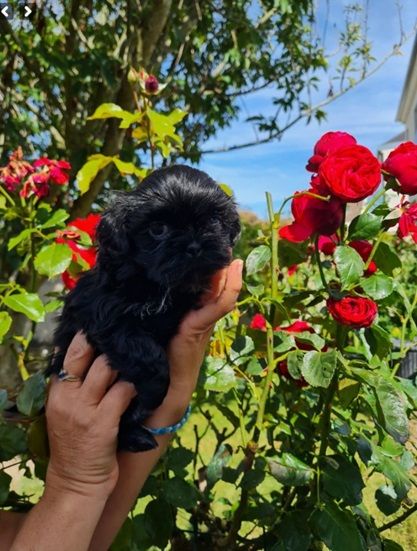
[
  {"xmin": 88, "ymin": 392, "xmax": 189, "ymax": 551},
  {"xmin": 0, "ymin": 512, "xmax": 26, "ymax": 551},
  {"xmin": 10, "ymin": 487, "xmax": 108, "ymax": 551}
]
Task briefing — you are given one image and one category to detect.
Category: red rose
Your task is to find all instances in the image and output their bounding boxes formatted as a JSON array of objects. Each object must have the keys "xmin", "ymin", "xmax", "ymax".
[
  {"xmin": 319, "ymin": 145, "xmax": 381, "ymax": 203},
  {"xmin": 327, "ymin": 296, "xmax": 378, "ymax": 328},
  {"xmin": 348, "ymin": 240, "xmax": 377, "ymax": 275},
  {"xmin": 318, "ymin": 235, "xmax": 338, "ymax": 255},
  {"xmin": 382, "ymin": 142, "xmax": 417, "ymax": 195},
  {"xmin": 145, "ymin": 75, "xmax": 159, "ymax": 94},
  {"xmin": 287, "ymin": 264, "xmax": 298, "ymax": 276},
  {"xmin": 57, "ymin": 214, "xmax": 101, "ymax": 289},
  {"xmin": 306, "ymin": 131, "xmax": 357, "ymax": 173},
  {"xmin": 279, "ymin": 190, "xmax": 344, "ymax": 243},
  {"xmin": 279, "ymin": 321, "xmax": 314, "ymax": 334},
  {"xmin": 249, "ymin": 313, "xmax": 267, "ymax": 331},
  {"xmin": 398, "ymin": 203, "xmax": 417, "ymax": 242}
]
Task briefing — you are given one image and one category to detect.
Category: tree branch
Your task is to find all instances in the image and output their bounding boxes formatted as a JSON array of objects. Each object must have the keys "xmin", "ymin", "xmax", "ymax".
[
  {"xmin": 201, "ymin": 22, "xmax": 417, "ymax": 155},
  {"xmin": 379, "ymin": 502, "xmax": 417, "ymax": 532}
]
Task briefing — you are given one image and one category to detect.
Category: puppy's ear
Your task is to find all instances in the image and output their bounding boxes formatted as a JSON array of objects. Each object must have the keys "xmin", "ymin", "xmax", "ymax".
[{"xmin": 96, "ymin": 201, "xmax": 129, "ymax": 259}]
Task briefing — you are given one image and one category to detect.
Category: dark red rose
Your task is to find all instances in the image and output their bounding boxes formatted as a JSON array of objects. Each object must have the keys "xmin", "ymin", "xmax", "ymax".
[
  {"xmin": 319, "ymin": 145, "xmax": 381, "ymax": 203},
  {"xmin": 145, "ymin": 75, "xmax": 159, "ymax": 94},
  {"xmin": 348, "ymin": 240, "xmax": 377, "ymax": 275},
  {"xmin": 249, "ymin": 313, "xmax": 267, "ymax": 331},
  {"xmin": 318, "ymin": 235, "xmax": 338, "ymax": 255},
  {"xmin": 382, "ymin": 142, "xmax": 417, "ymax": 195},
  {"xmin": 288, "ymin": 264, "xmax": 298, "ymax": 276},
  {"xmin": 306, "ymin": 131, "xmax": 357, "ymax": 173},
  {"xmin": 327, "ymin": 296, "xmax": 378, "ymax": 328},
  {"xmin": 279, "ymin": 190, "xmax": 344, "ymax": 243},
  {"xmin": 398, "ymin": 203, "xmax": 417, "ymax": 242}
]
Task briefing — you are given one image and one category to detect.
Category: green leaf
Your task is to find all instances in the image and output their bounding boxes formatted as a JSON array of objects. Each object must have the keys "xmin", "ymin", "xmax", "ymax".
[
  {"xmin": 373, "ymin": 242, "xmax": 401, "ymax": 275},
  {"xmin": 370, "ymin": 445, "xmax": 411, "ymax": 499},
  {"xmin": 203, "ymin": 357, "xmax": 236, "ymax": 392},
  {"xmin": 268, "ymin": 453, "xmax": 313, "ymax": 486},
  {"xmin": 219, "ymin": 182, "xmax": 234, "ymax": 197},
  {"xmin": 0, "ymin": 470, "xmax": 12, "ymax": 505},
  {"xmin": 0, "ymin": 311, "xmax": 12, "ymax": 344},
  {"xmin": 0, "ymin": 424, "xmax": 27, "ymax": 461},
  {"xmin": 143, "ymin": 499, "xmax": 173, "ymax": 549},
  {"xmin": 348, "ymin": 213, "xmax": 382, "ymax": 240},
  {"xmin": 16, "ymin": 372, "xmax": 46, "ymax": 417},
  {"xmin": 112, "ymin": 157, "xmax": 141, "ymax": 175},
  {"xmin": 364, "ymin": 325, "xmax": 392, "ymax": 359},
  {"xmin": 312, "ymin": 502, "xmax": 366, "ymax": 551},
  {"xmin": 206, "ymin": 443, "xmax": 233, "ymax": 487},
  {"xmin": 3, "ymin": 293, "xmax": 45, "ymax": 322},
  {"xmin": 41, "ymin": 209, "xmax": 69, "ymax": 229},
  {"xmin": 230, "ymin": 335, "xmax": 255, "ymax": 364},
  {"xmin": 287, "ymin": 350, "xmax": 303, "ymax": 379},
  {"xmin": 294, "ymin": 331, "xmax": 325, "ymax": 351},
  {"xmin": 322, "ymin": 455, "xmax": 365, "ymax": 505},
  {"xmin": 8, "ymin": 229, "xmax": 34, "ymax": 251},
  {"xmin": 277, "ymin": 511, "xmax": 312, "ymax": 551},
  {"xmin": 245, "ymin": 245, "xmax": 271, "ymax": 276},
  {"xmin": 375, "ymin": 484, "xmax": 401, "ymax": 515},
  {"xmin": 76, "ymin": 154, "xmax": 113, "ymax": 195},
  {"xmin": 245, "ymin": 282, "xmax": 264, "ymax": 296},
  {"xmin": 44, "ymin": 299, "xmax": 64, "ymax": 313},
  {"xmin": 34, "ymin": 243, "xmax": 73, "ymax": 277},
  {"xmin": 334, "ymin": 245, "xmax": 365, "ymax": 288},
  {"xmin": 278, "ymin": 239, "xmax": 308, "ymax": 267},
  {"xmin": 361, "ymin": 274, "xmax": 394, "ymax": 300},
  {"xmin": 164, "ymin": 477, "xmax": 199, "ymax": 509},
  {"xmin": 301, "ymin": 350, "xmax": 336, "ymax": 388},
  {"xmin": 375, "ymin": 380, "xmax": 409, "ymax": 444},
  {"xmin": 166, "ymin": 447, "xmax": 194, "ymax": 476},
  {"xmin": 338, "ymin": 378, "xmax": 360, "ymax": 408},
  {"xmin": 241, "ymin": 468, "xmax": 265, "ymax": 490},
  {"xmin": 87, "ymin": 103, "xmax": 126, "ymax": 120},
  {"xmin": 110, "ymin": 517, "xmax": 133, "ymax": 550}
]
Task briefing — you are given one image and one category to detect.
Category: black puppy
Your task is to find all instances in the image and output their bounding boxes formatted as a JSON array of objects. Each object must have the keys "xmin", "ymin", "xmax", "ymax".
[{"xmin": 48, "ymin": 165, "xmax": 240, "ymax": 452}]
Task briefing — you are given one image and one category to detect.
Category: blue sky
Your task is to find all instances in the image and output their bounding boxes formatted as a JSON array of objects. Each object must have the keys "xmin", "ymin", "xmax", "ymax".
[{"xmin": 198, "ymin": 0, "xmax": 417, "ymax": 218}]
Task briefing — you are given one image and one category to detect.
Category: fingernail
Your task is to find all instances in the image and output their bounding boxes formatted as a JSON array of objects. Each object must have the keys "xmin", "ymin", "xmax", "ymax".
[{"xmin": 236, "ymin": 259, "xmax": 244, "ymax": 273}]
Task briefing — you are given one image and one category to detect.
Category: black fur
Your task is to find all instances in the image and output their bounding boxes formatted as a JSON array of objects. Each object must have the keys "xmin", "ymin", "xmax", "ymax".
[{"xmin": 48, "ymin": 165, "xmax": 240, "ymax": 452}]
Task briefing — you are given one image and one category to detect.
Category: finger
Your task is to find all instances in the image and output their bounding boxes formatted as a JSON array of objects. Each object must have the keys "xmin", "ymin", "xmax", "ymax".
[
  {"xmin": 99, "ymin": 380, "xmax": 137, "ymax": 422},
  {"xmin": 62, "ymin": 332, "xmax": 95, "ymax": 381},
  {"xmin": 82, "ymin": 355, "xmax": 117, "ymax": 405},
  {"xmin": 181, "ymin": 259, "xmax": 243, "ymax": 333},
  {"xmin": 199, "ymin": 267, "xmax": 228, "ymax": 305}
]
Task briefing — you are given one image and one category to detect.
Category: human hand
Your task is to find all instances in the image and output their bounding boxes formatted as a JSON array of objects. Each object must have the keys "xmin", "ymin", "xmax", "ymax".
[
  {"xmin": 46, "ymin": 333, "xmax": 136, "ymax": 499},
  {"xmin": 146, "ymin": 259, "xmax": 243, "ymax": 427}
]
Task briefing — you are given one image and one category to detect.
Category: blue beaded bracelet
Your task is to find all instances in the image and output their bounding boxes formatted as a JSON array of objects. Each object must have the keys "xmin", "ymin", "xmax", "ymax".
[{"xmin": 141, "ymin": 404, "xmax": 192, "ymax": 436}]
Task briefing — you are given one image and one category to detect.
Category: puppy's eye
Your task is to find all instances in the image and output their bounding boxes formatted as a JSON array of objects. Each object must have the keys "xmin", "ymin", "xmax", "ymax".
[{"xmin": 149, "ymin": 222, "xmax": 169, "ymax": 239}]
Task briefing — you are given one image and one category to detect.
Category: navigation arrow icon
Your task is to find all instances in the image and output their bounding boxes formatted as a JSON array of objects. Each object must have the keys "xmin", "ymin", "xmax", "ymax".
[
  {"xmin": 24, "ymin": 5, "xmax": 31, "ymax": 17},
  {"xmin": 1, "ymin": 5, "xmax": 9, "ymax": 18}
]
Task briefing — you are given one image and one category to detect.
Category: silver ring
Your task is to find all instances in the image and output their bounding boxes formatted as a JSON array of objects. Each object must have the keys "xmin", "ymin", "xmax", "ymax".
[{"xmin": 58, "ymin": 369, "xmax": 81, "ymax": 383}]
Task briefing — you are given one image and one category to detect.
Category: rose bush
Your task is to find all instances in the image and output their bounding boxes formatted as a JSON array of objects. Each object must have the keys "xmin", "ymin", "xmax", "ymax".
[{"xmin": 1, "ymin": 118, "xmax": 417, "ymax": 549}]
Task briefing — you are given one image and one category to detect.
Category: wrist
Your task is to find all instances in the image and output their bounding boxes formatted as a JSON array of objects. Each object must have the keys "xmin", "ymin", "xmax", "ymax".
[
  {"xmin": 45, "ymin": 466, "xmax": 116, "ymax": 501},
  {"xmin": 145, "ymin": 389, "xmax": 191, "ymax": 430}
]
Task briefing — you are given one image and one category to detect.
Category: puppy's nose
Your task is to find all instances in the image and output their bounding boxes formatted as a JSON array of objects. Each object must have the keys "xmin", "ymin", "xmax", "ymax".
[{"xmin": 186, "ymin": 241, "xmax": 201, "ymax": 257}]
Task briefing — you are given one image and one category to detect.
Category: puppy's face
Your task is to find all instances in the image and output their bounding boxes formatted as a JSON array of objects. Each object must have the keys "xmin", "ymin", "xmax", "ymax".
[{"xmin": 98, "ymin": 166, "xmax": 241, "ymax": 291}]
